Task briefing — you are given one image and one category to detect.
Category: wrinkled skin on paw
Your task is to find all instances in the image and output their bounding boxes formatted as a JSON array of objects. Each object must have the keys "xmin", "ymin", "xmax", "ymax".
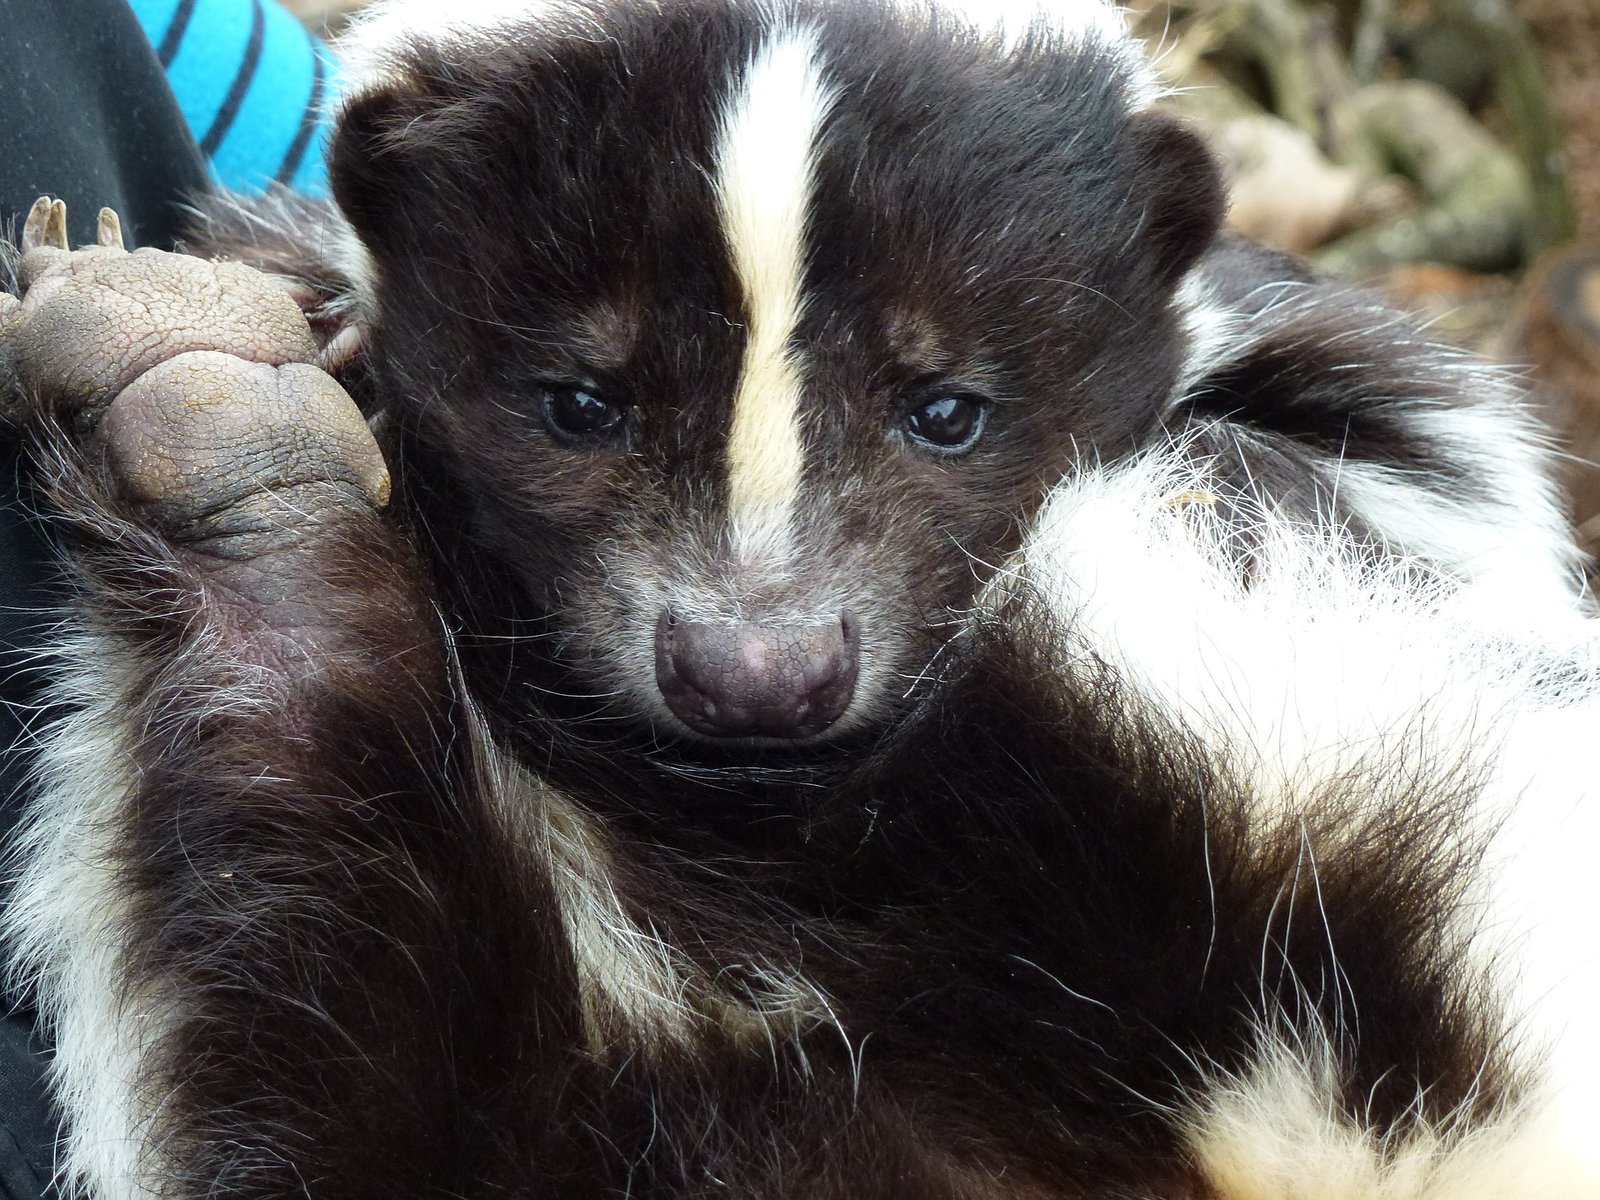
[{"xmin": 0, "ymin": 197, "xmax": 388, "ymax": 540}]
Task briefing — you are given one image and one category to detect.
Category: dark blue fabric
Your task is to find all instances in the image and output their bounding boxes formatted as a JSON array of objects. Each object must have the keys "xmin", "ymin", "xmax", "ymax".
[
  {"xmin": 0, "ymin": 1017, "xmax": 55, "ymax": 1200},
  {"xmin": 2, "ymin": 2, "xmax": 211, "ymax": 1195}
]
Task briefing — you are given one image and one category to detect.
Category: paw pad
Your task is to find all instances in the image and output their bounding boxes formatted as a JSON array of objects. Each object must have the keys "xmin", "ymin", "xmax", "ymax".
[{"xmin": 3, "ymin": 197, "xmax": 389, "ymax": 536}]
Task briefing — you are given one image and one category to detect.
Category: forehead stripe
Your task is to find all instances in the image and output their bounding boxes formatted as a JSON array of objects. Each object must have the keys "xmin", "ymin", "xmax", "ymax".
[{"xmin": 714, "ymin": 28, "xmax": 833, "ymax": 552}]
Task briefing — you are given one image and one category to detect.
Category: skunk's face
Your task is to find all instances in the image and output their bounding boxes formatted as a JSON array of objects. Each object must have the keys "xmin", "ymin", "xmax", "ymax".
[{"xmin": 331, "ymin": 0, "xmax": 1222, "ymax": 743}]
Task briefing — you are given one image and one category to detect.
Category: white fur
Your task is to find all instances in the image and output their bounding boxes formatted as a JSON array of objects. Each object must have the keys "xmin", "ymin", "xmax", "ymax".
[
  {"xmin": 1011, "ymin": 438, "xmax": 1600, "ymax": 1191},
  {"xmin": 1015, "ymin": 443, "xmax": 1517, "ymax": 814},
  {"xmin": 1169, "ymin": 269, "xmax": 1244, "ymax": 408},
  {"xmin": 542, "ymin": 789, "xmax": 700, "ymax": 1050},
  {"xmin": 4, "ymin": 638, "xmax": 176, "ymax": 1200},
  {"xmin": 1476, "ymin": 701, "xmax": 1600, "ymax": 1186},
  {"xmin": 326, "ymin": 220, "xmax": 380, "ymax": 326},
  {"xmin": 714, "ymin": 26, "xmax": 833, "ymax": 560},
  {"xmin": 1328, "ymin": 406, "xmax": 1587, "ymax": 627},
  {"xmin": 469, "ymin": 699, "xmax": 831, "ymax": 1051},
  {"xmin": 1185, "ymin": 1031, "xmax": 1600, "ymax": 1200},
  {"xmin": 1165, "ymin": 274, "xmax": 1587, "ymax": 624},
  {"xmin": 474, "ymin": 721, "xmax": 702, "ymax": 1050}
]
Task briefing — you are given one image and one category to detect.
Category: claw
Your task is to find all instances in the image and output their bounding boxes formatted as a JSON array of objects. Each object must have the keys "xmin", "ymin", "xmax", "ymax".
[
  {"xmin": 96, "ymin": 208, "xmax": 125, "ymax": 251},
  {"xmin": 21, "ymin": 196, "xmax": 69, "ymax": 253},
  {"xmin": 20, "ymin": 196, "xmax": 53, "ymax": 253},
  {"xmin": 17, "ymin": 197, "xmax": 70, "ymax": 290},
  {"xmin": 46, "ymin": 199, "xmax": 68, "ymax": 249}
]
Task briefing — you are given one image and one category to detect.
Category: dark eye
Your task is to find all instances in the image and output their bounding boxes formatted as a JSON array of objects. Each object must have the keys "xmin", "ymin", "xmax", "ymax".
[
  {"xmin": 903, "ymin": 393, "xmax": 988, "ymax": 454},
  {"xmin": 540, "ymin": 384, "xmax": 627, "ymax": 443}
]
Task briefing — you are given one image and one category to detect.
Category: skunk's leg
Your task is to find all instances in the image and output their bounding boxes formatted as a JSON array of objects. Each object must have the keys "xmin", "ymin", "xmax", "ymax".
[{"xmin": 3, "ymin": 200, "xmax": 571, "ymax": 1200}]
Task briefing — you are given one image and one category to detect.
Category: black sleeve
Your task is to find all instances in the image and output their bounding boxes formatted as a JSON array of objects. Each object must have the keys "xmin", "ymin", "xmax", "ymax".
[{"xmin": 1, "ymin": 3, "xmax": 210, "ymax": 1196}]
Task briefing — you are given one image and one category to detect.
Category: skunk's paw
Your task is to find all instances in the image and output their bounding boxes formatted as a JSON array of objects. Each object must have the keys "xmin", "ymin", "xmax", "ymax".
[{"xmin": 1, "ymin": 197, "xmax": 389, "ymax": 551}]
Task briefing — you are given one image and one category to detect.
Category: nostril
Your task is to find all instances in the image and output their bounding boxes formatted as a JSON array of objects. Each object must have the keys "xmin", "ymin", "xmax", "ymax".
[
  {"xmin": 834, "ymin": 610, "xmax": 860, "ymax": 677},
  {"xmin": 800, "ymin": 611, "xmax": 857, "ymax": 704},
  {"xmin": 653, "ymin": 609, "xmax": 860, "ymax": 739}
]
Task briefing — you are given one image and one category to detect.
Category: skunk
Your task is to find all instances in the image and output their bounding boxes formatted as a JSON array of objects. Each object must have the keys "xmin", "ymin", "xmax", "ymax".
[{"xmin": 7, "ymin": 1, "xmax": 1600, "ymax": 1197}]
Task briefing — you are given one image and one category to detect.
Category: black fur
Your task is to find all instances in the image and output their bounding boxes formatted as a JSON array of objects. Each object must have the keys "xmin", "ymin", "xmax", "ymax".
[
  {"xmin": 11, "ymin": 2, "xmax": 1575, "ymax": 1197},
  {"xmin": 25, "ymin": 431, "xmax": 1519, "ymax": 1196},
  {"xmin": 313, "ymin": 0, "xmax": 1231, "ymax": 740}
]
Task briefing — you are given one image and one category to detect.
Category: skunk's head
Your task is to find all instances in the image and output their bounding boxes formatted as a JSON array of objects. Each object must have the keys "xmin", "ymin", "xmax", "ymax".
[{"xmin": 327, "ymin": 0, "xmax": 1223, "ymax": 744}]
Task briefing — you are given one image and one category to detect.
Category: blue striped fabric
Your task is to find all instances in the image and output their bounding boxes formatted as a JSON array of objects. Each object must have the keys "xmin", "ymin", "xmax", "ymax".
[{"xmin": 128, "ymin": 0, "xmax": 339, "ymax": 195}]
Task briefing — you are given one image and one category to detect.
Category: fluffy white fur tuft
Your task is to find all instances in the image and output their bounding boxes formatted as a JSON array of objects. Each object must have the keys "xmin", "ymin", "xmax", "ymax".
[
  {"xmin": 1168, "ymin": 275, "xmax": 1587, "ymax": 620},
  {"xmin": 1185, "ymin": 1031, "xmax": 1600, "ymax": 1200},
  {"xmin": 1009, "ymin": 437, "xmax": 1600, "ymax": 1191},
  {"xmin": 1015, "ymin": 440, "xmax": 1555, "ymax": 810},
  {"xmin": 4, "ymin": 637, "xmax": 178, "ymax": 1200}
]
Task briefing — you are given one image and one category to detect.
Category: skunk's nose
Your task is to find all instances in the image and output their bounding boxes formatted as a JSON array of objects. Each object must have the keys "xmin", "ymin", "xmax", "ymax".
[{"xmin": 654, "ymin": 611, "xmax": 859, "ymax": 738}]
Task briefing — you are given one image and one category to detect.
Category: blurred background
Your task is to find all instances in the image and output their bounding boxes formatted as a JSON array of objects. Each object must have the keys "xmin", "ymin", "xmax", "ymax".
[
  {"xmin": 1117, "ymin": 0, "xmax": 1600, "ymax": 556},
  {"xmin": 282, "ymin": 0, "xmax": 1600, "ymax": 557}
]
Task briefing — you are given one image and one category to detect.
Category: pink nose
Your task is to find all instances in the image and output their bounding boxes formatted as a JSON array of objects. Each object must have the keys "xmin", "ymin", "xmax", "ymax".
[{"xmin": 653, "ymin": 611, "xmax": 859, "ymax": 738}]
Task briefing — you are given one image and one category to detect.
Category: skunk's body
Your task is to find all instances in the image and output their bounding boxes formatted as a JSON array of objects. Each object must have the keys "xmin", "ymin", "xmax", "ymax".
[{"xmin": 8, "ymin": 2, "xmax": 1600, "ymax": 1198}]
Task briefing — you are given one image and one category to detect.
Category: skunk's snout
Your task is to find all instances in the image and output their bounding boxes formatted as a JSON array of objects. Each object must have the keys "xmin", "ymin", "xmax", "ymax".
[{"xmin": 654, "ymin": 610, "xmax": 859, "ymax": 739}]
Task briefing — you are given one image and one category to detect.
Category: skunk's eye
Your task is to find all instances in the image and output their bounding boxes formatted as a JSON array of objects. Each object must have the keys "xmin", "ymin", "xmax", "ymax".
[
  {"xmin": 903, "ymin": 393, "xmax": 988, "ymax": 454},
  {"xmin": 541, "ymin": 385, "xmax": 627, "ymax": 443}
]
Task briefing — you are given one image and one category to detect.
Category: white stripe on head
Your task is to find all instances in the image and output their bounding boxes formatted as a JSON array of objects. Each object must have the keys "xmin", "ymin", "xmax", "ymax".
[{"xmin": 713, "ymin": 26, "xmax": 834, "ymax": 558}]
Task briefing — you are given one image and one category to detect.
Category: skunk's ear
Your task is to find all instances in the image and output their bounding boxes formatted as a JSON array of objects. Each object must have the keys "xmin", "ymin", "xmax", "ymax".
[
  {"xmin": 327, "ymin": 88, "xmax": 415, "ymax": 250},
  {"xmin": 1123, "ymin": 111, "xmax": 1227, "ymax": 285}
]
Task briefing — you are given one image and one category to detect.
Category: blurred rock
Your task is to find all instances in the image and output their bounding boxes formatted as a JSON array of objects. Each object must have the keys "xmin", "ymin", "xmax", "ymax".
[
  {"xmin": 1396, "ymin": 14, "xmax": 1495, "ymax": 109},
  {"xmin": 1315, "ymin": 80, "xmax": 1532, "ymax": 276},
  {"xmin": 1212, "ymin": 114, "xmax": 1413, "ymax": 253}
]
